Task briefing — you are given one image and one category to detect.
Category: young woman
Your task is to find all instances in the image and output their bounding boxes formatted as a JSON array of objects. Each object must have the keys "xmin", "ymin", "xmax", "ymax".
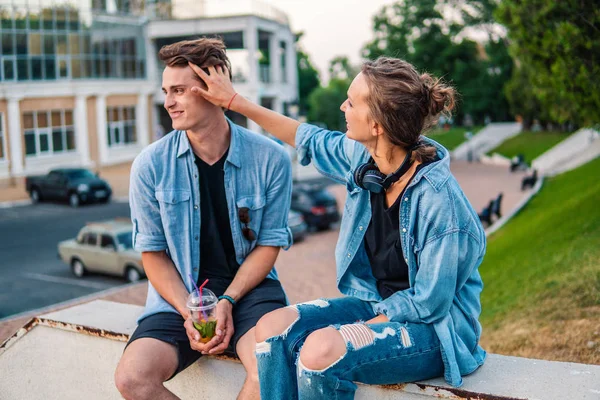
[{"xmin": 189, "ymin": 56, "xmax": 486, "ymax": 399}]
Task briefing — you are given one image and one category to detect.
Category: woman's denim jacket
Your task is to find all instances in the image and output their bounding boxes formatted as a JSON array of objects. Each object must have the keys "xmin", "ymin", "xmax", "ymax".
[{"xmin": 296, "ymin": 123, "xmax": 487, "ymax": 387}]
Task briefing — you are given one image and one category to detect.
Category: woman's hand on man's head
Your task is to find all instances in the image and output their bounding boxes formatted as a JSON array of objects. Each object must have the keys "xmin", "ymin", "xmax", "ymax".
[{"xmin": 188, "ymin": 63, "xmax": 238, "ymax": 110}]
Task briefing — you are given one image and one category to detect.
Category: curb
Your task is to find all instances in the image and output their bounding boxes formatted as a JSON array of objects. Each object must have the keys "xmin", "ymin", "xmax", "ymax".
[
  {"xmin": 0, "ymin": 199, "xmax": 31, "ymax": 209},
  {"xmin": 0, "ymin": 196, "xmax": 129, "ymax": 209}
]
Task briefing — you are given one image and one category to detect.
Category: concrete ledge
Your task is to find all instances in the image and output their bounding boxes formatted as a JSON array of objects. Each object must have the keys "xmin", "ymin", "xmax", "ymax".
[{"xmin": 1, "ymin": 300, "xmax": 600, "ymax": 399}]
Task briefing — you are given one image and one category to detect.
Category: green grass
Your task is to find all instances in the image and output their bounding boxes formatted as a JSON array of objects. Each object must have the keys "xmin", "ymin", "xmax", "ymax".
[
  {"xmin": 486, "ymin": 131, "xmax": 574, "ymax": 164},
  {"xmin": 427, "ymin": 126, "xmax": 482, "ymax": 151},
  {"xmin": 479, "ymin": 156, "xmax": 600, "ymax": 328}
]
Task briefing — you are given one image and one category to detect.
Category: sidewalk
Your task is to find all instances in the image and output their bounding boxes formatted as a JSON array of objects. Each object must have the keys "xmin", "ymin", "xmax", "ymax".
[{"xmin": 1, "ymin": 160, "xmax": 529, "ymax": 343}]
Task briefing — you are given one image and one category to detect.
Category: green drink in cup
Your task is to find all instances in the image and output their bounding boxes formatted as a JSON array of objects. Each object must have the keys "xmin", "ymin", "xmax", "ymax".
[{"xmin": 186, "ymin": 288, "xmax": 218, "ymax": 343}]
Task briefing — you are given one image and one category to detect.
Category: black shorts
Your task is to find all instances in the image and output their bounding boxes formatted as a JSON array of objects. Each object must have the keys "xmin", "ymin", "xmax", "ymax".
[{"xmin": 126, "ymin": 278, "xmax": 287, "ymax": 379}]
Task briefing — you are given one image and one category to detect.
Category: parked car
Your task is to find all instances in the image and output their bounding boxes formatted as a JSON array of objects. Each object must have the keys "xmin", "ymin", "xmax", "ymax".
[
  {"xmin": 58, "ymin": 219, "xmax": 145, "ymax": 282},
  {"xmin": 26, "ymin": 168, "xmax": 112, "ymax": 207},
  {"xmin": 291, "ymin": 184, "xmax": 340, "ymax": 231},
  {"xmin": 288, "ymin": 209, "xmax": 308, "ymax": 242}
]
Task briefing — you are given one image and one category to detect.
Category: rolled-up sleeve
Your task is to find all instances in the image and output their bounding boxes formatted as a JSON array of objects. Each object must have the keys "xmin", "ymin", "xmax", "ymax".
[
  {"xmin": 256, "ymin": 150, "xmax": 293, "ymax": 249},
  {"xmin": 295, "ymin": 123, "xmax": 356, "ymax": 183},
  {"xmin": 129, "ymin": 153, "xmax": 168, "ymax": 252}
]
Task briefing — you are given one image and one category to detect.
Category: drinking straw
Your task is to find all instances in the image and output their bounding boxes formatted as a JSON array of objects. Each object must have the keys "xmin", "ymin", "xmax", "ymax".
[
  {"xmin": 198, "ymin": 279, "xmax": 209, "ymax": 321},
  {"xmin": 189, "ymin": 274, "xmax": 200, "ymax": 297},
  {"xmin": 189, "ymin": 276, "xmax": 210, "ymax": 322}
]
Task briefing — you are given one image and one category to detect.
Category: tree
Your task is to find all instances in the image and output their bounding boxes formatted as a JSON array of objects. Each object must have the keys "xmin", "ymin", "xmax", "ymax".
[
  {"xmin": 363, "ymin": 0, "xmax": 513, "ymax": 125},
  {"xmin": 328, "ymin": 56, "xmax": 357, "ymax": 81},
  {"xmin": 496, "ymin": 0, "xmax": 600, "ymax": 126},
  {"xmin": 307, "ymin": 78, "xmax": 349, "ymax": 131},
  {"xmin": 307, "ymin": 57, "xmax": 357, "ymax": 131},
  {"xmin": 295, "ymin": 32, "xmax": 321, "ymax": 116}
]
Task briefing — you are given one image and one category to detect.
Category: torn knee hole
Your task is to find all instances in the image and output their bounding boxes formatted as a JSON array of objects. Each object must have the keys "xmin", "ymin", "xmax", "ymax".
[
  {"xmin": 296, "ymin": 299, "xmax": 330, "ymax": 308},
  {"xmin": 255, "ymin": 341, "xmax": 271, "ymax": 355},
  {"xmin": 256, "ymin": 309, "xmax": 300, "ymax": 343}
]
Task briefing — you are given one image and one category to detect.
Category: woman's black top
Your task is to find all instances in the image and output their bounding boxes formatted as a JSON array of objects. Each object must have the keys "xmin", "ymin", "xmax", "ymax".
[{"xmin": 364, "ymin": 163, "xmax": 429, "ymax": 299}]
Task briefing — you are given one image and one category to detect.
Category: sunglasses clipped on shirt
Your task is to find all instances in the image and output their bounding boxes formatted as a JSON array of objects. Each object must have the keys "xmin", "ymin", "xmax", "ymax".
[{"xmin": 238, "ymin": 207, "xmax": 257, "ymax": 241}]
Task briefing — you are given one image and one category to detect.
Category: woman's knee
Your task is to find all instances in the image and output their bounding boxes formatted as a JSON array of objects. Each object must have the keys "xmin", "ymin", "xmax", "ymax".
[
  {"xmin": 299, "ymin": 327, "xmax": 347, "ymax": 371},
  {"xmin": 255, "ymin": 307, "xmax": 300, "ymax": 343}
]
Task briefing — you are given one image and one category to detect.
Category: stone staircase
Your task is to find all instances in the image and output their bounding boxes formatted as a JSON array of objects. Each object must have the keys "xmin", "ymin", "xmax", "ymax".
[
  {"xmin": 452, "ymin": 123, "xmax": 522, "ymax": 161},
  {"xmin": 532, "ymin": 128, "xmax": 600, "ymax": 176}
]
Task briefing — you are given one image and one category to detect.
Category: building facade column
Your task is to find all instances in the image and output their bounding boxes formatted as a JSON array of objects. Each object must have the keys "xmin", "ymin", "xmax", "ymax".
[
  {"xmin": 75, "ymin": 94, "xmax": 91, "ymax": 166},
  {"xmin": 245, "ymin": 19, "xmax": 259, "ymax": 88},
  {"xmin": 269, "ymin": 31, "xmax": 281, "ymax": 84},
  {"xmin": 136, "ymin": 93, "xmax": 149, "ymax": 148},
  {"xmin": 285, "ymin": 33, "xmax": 298, "ymax": 92},
  {"xmin": 7, "ymin": 97, "xmax": 24, "ymax": 177},
  {"xmin": 95, "ymin": 95, "xmax": 108, "ymax": 166}
]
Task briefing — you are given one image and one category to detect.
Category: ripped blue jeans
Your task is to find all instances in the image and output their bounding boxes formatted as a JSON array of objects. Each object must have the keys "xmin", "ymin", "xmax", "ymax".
[{"xmin": 255, "ymin": 296, "xmax": 444, "ymax": 400}]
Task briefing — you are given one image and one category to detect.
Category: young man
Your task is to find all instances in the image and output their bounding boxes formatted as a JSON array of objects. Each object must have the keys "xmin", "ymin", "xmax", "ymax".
[{"xmin": 114, "ymin": 38, "xmax": 292, "ymax": 400}]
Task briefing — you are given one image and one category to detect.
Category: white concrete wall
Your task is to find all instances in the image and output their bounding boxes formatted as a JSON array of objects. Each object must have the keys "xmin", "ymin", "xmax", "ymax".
[{"xmin": 2, "ymin": 300, "xmax": 600, "ymax": 400}]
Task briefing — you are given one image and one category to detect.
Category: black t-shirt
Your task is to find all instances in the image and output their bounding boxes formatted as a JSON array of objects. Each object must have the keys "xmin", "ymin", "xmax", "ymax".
[
  {"xmin": 364, "ymin": 163, "xmax": 429, "ymax": 299},
  {"xmin": 195, "ymin": 151, "xmax": 240, "ymax": 285}
]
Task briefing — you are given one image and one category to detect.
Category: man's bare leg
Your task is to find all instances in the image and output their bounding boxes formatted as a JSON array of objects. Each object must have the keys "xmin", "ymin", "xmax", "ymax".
[
  {"xmin": 236, "ymin": 327, "xmax": 260, "ymax": 400},
  {"xmin": 115, "ymin": 337, "xmax": 180, "ymax": 400}
]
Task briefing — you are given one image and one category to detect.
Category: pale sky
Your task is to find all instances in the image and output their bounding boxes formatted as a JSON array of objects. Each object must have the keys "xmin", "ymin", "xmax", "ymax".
[{"xmin": 271, "ymin": 0, "xmax": 396, "ymax": 82}]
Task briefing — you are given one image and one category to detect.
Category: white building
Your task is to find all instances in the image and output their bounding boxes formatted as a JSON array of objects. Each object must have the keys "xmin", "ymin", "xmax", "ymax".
[{"xmin": 0, "ymin": 0, "xmax": 298, "ymax": 183}]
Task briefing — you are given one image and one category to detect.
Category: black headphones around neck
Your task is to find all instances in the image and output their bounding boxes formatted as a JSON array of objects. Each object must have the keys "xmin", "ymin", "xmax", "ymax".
[{"xmin": 353, "ymin": 143, "xmax": 420, "ymax": 194}]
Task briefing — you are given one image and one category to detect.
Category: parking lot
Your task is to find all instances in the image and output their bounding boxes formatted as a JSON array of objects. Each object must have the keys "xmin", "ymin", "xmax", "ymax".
[
  {"xmin": 0, "ymin": 160, "xmax": 529, "ymax": 322},
  {"xmin": 0, "ymin": 201, "xmax": 132, "ymax": 318}
]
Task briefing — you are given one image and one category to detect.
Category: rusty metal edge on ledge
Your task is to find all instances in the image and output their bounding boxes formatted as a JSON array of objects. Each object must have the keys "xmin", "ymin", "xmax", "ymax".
[{"xmin": 0, "ymin": 317, "xmax": 526, "ymax": 400}]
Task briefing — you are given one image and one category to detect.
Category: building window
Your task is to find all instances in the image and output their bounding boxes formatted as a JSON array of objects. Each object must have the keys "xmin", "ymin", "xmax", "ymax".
[
  {"xmin": 107, "ymin": 106, "xmax": 136, "ymax": 147},
  {"xmin": 23, "ymin": 110, "xmax": 75, "ymax": 157},
  {"xmin": 0, "ymin": 113, "xmax": 5, "ymax": 160},
  {"xmin": 0, "ymin": 4, "xmax": 146, "ymax": 82}
]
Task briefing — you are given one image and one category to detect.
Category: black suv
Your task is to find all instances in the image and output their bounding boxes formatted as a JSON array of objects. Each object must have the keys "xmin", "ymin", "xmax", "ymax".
[
  {"xmin": 291, "ymin": 184, "xmax": 340, "ymax": 231},
  {"xmin": 26, "ymin": 168, "xmax": 113, "ymax": 207}
]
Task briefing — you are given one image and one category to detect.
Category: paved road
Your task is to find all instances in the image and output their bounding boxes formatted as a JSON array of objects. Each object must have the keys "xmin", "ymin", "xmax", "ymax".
[
  {"xmin": 0, "ymin": 201, "xmax": 134, "ymax": 319},
  {"xmin": 0, "ymin": 162, "xmax": 526, "ymax": 320}
]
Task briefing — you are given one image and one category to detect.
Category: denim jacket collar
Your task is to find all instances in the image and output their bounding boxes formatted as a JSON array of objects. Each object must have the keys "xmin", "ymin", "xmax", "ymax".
[
  {"xmin": 408, "ymin": 137, "xmax": 452, "ymax": 192},
  {"xmin": 175, "ymin": 118, "xmax": 242, "ymax": 169}
]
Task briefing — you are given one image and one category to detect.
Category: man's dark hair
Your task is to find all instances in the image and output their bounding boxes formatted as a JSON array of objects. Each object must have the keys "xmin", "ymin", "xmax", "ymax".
[{"xmin": 158, "ymin": 37, "xmax": 232, "ymax": 81}]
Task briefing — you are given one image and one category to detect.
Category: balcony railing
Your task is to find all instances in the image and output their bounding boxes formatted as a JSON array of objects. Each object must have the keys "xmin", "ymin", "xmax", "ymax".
[{"xmin": 151, "ymin": 0, "xmax": 289, "ymax": 25}]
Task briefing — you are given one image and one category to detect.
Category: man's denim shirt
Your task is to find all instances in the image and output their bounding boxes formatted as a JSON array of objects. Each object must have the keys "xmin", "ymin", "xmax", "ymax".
[
  {"xmin": 130, "ymin": 121, "xmax": 292, "ymax": 322},
  {"xmin": 296, "ymin": 123, "xmax": 487, "ymax": 387}
]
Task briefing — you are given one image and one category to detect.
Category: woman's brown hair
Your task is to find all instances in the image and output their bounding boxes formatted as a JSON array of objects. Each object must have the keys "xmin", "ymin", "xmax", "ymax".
[
  {"xmin": 158, "ymin": 37, "xmax": 232, "ymax": 82},
  {"xmin": 361, "ymin": 57, "xmax": 456, "ymax": 163}
]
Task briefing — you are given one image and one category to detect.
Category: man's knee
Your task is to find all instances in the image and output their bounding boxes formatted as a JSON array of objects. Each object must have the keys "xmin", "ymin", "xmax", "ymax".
[
  {"xmin": 115, "ymin": 362, "xmax": 157, "ymax": 400},
  {"xmin": 255, "ymin": 307, "xmax": 299, "ymax": 343},
  {"xmin": 114, "ymin": 338, "xmax": 178, "ymax": 399},
  {"xmin": 299, "ymin": 328, "xmax": 347, "ymax": 371}
]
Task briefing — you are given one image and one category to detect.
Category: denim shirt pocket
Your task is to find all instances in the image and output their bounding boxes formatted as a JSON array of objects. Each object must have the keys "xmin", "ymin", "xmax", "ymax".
[
  {"xmin": 155, "ymin": 189, "xmax": 191, "ymax": 232},
  {"xmin": 344, "ymin": 170, "xmax": 361, "ymax": 213},
  {"xmin": 235, "ymin": 195, "xmax": 266, "ymax": 254}
]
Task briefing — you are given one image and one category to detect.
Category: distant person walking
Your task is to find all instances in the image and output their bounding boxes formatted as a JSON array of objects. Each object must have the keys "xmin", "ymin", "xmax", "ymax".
[{"xmin": 189, "ymin": 56, "xmax": 487, "ymax": 399}]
